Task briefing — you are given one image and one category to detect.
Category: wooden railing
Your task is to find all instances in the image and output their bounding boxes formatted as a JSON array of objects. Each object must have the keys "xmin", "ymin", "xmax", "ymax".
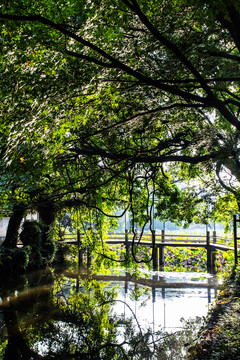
[
  {"xmin": 62, "ymin": 230, "xmax": 236, "ymax": 273},
  {"xmin": 104, "ymin": 231, "xmax": 234, "ymax": 247},
  {"xmin": 63, "ymin": 230, "xmax": 234, "ymax": 248}
]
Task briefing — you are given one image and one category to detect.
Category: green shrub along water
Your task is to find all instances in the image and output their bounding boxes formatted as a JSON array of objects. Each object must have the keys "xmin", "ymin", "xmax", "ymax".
[
  {"xmin": 189, "ymin": 264, "xmax": 240, "ymax": 360},
  {"xmin": 164, "ymin": 247, "xmax": 231, "ymax": 273},
  {"xmin": 0, "ymin": 220, "xmax": 57, "ymax": 276},
  {"xmin": 0, "ymin": 246, "xmax": 30, "ymax": 275}
]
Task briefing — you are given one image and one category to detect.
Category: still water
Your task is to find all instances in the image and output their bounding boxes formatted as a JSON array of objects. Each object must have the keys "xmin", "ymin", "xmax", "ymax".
[
  {"xmin": 0, "ymin": 266, "xmax": 219, "ymax": 359},
  {"xmin": 110, "ymin": 271, "xmax": 218, "ymax": 329}
]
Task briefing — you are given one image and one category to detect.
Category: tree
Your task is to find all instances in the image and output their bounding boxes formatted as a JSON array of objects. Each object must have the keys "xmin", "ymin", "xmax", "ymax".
[{"xmin": 1, "ymin": 0, "xmax": 240, "ymax": 235}]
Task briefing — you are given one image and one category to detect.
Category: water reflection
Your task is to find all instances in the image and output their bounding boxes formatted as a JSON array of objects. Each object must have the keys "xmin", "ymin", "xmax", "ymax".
[
  {"xmin": 0, "ymin": 267, "xmax": 219, "ymax": 359},
  {"xmin": 69, "ymin": 269, "xmax": 218, "ymax": 332}
]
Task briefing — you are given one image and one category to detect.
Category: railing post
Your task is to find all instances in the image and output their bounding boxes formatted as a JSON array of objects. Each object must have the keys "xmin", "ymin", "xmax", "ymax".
[
  {"xmin": 87, "ymin": 249, "xmax": 92, "ymax": 268},
  {"xmin": 159, "ymin": 229, "xmax": 165, "ymax": 271},
  {"xmin": 213, "ymin": 230, "xmax": 217, "ymax": 244},
  {"xmin": 152, "ymin": 230, "xmax": 158, "ymax": 271},
  {"xmin": 161, "ymin": 229, "xmax": 165, "ymax": 242},
  {"xmin": 77, "ymin": 230, "xmax": 83, "ymax": 267},
  {"xmin": 125, "ymin": 229, "xmax": 129, "ymax": 254},
  {"xmin": 159, "ymin": 246, "xmax": 164, "ymax": 271},
  {"xmin": 233, "ymin": 214, "xmax": 239, "ymax": 266},
  {"xmin": 212, "ymin": 230, "xmax": 217, "ymax": 274},
  {"xmin": 206, "ymin": 230, "xmax": 212, "ymax": 273}
]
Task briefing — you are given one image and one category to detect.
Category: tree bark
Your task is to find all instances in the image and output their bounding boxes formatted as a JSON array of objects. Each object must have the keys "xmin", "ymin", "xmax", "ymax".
[
  {"xmin": 2, "ymin": 205, "xmax": 26, "ymax": 248},
  {"xmin": 37, "ymin": 202, "xmax": 56, "ymax": 244}
]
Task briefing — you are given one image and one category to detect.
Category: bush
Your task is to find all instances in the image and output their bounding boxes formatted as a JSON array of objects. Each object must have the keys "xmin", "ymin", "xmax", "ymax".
[
  {"xmin": 190, "ymin": 265, "xmax": 240, "ymax": 359},
  {"xmin": 20, "ymin": 220, "xmax": 42, "ymax": 247},
  {"xmin": 20, "ymin": 220, "xmax": 57, "ymax": 269},
  {"xmin": 0, "ymin": 246, "xmax": 30, "ymax": 276}
]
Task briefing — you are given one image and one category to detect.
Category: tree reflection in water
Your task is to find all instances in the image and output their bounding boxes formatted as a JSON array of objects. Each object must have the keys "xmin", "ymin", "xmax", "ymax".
[{"xmin": 0, "ymin": 267, "xmax": 203, "ymax": 359}]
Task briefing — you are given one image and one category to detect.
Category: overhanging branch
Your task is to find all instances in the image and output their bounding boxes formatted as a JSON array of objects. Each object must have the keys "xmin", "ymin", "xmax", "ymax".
[{"xmin": 70, "ymin": 146, "xmax": 217, "ymax": 164}]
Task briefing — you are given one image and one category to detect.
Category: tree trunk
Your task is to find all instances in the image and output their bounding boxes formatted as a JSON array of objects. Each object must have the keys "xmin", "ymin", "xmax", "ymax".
[
  {"xmin": 2, "ymin": 205, "xmax": 26, "ymax": 248},
  {"xmin": 37, "ymin": 202, "xmax": 56, "ymax": 244}
]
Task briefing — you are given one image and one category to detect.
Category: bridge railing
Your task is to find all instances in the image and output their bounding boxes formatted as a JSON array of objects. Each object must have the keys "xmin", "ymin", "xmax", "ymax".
[
  {"xmin": 62, "ymin": 231, "xmax": 234, "ymax": 247},
  {"xmin": 155, "ymin": 233, "xmax": 206, "ymax": 243},
  {"xmin": 105, "ymin": 232, "xmax": 233, "ymax": 245},
  {"xmin": 212, "ymin": 235, "xmax": 234, "ymax": 247},
  {"xmin": 58, "ymin": 230, "xmax": 236, "ymax": 273}
]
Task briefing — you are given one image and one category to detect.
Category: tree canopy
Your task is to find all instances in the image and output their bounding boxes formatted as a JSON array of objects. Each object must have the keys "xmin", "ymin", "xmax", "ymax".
[{"xmin": 1, "ymin": 0, "xmax": 240, "ymax": 234}]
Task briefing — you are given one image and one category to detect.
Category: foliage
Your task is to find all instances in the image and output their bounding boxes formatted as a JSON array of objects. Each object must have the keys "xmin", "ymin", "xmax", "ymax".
[
  {"xmin": 20, "ymin": 220, "xmax": 42, "ymax": 246},
  {"xmin": 1, "ymin": 0, "xmax": 240, "ymax": 274},
  {"xmin": 0, "ymin": 246, "xmax": 30, "ymax": 275},
  {"xmin": 19, "ymin": 220, "xmax": 56, "ymax": 269},
  {"xmin": 165, "ymin": 247, "xmax": 208, "ymax": 272},
  {"xmin": 189, "ymin": 264, "xmax": 240, "ymax": 359},
  {"xmin": 164, "ymin": 247, "xmax": 231, "ymax": 274},
  {"xmin": 0, "ymin": 0, "xmax": 240, "ymax": 211}
]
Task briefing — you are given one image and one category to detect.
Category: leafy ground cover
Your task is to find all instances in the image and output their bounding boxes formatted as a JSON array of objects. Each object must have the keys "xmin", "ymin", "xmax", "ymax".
[
  {"xmin": 164, "ymin": 247, "xmax": 232, "ymax": 273},
  {"xmin": 188, "ymin": 264, "xmax": 240, "ymax": 359}
]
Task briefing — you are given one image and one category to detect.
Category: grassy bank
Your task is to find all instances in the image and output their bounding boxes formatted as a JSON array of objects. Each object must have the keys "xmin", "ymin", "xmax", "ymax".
[{"xmin": 189, "ymin": 264, "xmax": 240, "ymax": 359}]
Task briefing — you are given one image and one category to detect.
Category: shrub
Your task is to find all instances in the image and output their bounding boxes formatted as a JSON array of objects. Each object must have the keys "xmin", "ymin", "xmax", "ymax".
[{"xmin": 0, "ymin": 246, "xmax": 30, "ymax": 276}]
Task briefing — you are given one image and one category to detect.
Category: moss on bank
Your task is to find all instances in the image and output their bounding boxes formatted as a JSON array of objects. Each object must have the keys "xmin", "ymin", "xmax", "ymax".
[{"xmin": 189, "ymin": 264, "xmax": 240, "ymax": 359}]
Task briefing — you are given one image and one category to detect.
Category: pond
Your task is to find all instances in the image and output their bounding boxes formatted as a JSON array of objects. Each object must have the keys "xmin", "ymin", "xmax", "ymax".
[{"xmin": 0, "ymin": 265, "xmax": 219, "ymax": 359}]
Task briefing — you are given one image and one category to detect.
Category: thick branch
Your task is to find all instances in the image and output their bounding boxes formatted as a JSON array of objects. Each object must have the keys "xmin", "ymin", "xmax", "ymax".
[
  {"xmin": 209, "ymin": 51, "xmax": 240, "ymax": 62},
  {"xmin": 65, "ymin": 50, "xmax": 115, "ymax": 68},
  {"xmin": 216, "ymin": 163, "xmax": 236, "ymax": 195},
  {"xmin": 216, "ymin": 6, "xmax": 240, "ymax": 53},
  {"xmin": 70, "ymin": 146, "xmax": 216, "ymax": 164}
]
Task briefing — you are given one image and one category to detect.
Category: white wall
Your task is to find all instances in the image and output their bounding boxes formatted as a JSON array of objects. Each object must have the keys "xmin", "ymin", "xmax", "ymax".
[
  {"xmin": 0, "ymin": 213, "xmax": 38, "ymax": 245},
  {"xmin": 0, "ymin": 217, "xmax": 10, "ymax": 239}
]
